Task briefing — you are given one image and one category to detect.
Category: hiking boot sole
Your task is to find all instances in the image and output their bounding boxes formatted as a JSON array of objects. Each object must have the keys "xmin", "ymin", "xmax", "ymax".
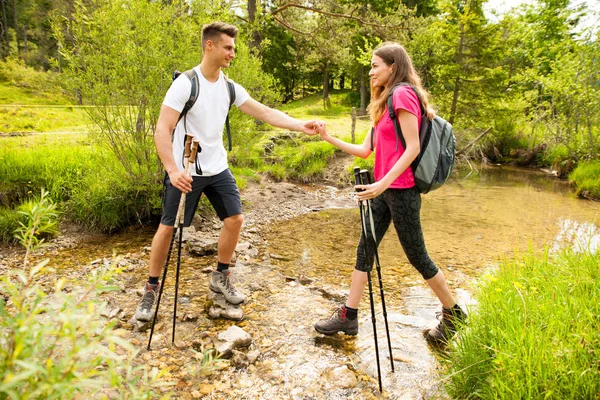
[
  {"xmin": 314, "ymin": 325, "xmax": 359, "ymax": 336},
  {"xmin": 209, "ymin": 284, "xmax": 245, "ymax": 305}
]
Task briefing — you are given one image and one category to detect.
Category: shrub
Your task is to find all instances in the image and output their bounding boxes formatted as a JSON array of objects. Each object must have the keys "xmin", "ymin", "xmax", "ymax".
[
  {"xmin": 569, "ymin": 161, "xmax": 600, "ymax": 200},
  {"xmin": 0, "ymin": 191, "xmax": 162, "ymax": 398}
]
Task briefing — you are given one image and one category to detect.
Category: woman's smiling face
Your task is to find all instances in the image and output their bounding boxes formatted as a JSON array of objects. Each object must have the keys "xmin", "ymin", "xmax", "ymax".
[{"xmin": 369, "ymin": 54, "xmax": 393, "ymax": 88}]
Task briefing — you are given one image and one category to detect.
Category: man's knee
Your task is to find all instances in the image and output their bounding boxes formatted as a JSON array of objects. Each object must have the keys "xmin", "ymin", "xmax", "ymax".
[
  {"xmin": 155, "ymin": 224, "xmax": 174, "ymax": 240},
  {"xmin": 223, "ymin": 214, "xmax": 244, "ymax": 231}
]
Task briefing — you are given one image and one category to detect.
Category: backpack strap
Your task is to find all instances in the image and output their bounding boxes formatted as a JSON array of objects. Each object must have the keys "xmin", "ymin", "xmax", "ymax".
[
  {"xmin": 176, "ymin": 69, "xmax": 200, "ymax": 134},
  {"xmin": 224, "ymin": 77, "xmax": 236, "ymax": 151},
  {"xmin": 387, "ymin": 83, "xmax": 425, "ymax": 151}
]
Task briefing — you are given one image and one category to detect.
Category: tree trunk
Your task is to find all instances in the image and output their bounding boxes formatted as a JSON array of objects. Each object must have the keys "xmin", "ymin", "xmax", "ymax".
[
  {"xmin": 339, "ymin": 74, "xmax": 345, "ymax": 90},
  {"xmin": 450, "ymin": 20, "xmax": 466, "ymax": 125},
  {"xmin": 1, "ymin": 0, "xmax": 9, "ymax": 56},
  {"xmin": 247, "ymin": 0, "xmax": 262, "ymax": 51},
  {"xmin": 12, "ymin": 0, "xmax": 19, "ymax": 56},
  {"xmin": 323, "ymin": 64, "xmax": 330, "ymax": 109},
  {"xmin": 359, "ymin": 65, "xmax": 367, "ymax": 116}
]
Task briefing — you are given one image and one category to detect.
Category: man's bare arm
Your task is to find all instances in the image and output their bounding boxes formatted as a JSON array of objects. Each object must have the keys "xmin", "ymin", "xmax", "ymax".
[{"xmin": 154, "ymin": 105, "xmax": 192, "ymax": 193}]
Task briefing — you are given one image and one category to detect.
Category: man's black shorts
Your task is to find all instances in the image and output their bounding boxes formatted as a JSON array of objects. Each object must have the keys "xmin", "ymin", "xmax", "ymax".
[{"xmin": 160, "ymin": 168, "xmax": 242, "ymax": 227}]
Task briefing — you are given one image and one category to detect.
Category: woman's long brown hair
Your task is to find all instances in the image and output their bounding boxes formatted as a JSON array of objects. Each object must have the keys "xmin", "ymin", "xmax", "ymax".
[{"xmin": 367, "ymin": 42, "xmax": 434, "ymax": 125}]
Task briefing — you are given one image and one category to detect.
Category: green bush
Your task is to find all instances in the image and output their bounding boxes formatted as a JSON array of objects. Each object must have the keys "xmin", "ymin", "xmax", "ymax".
[
  {"xmin": 569, "ymin": 161, "xmax": 600, "ymax": 199},
  {"xmin": 275, "ymin": 140, "xmax": 337, "ymax": 182},
  {"xmin": 0, "ymin": 207, "xmax": 25, "ymax": 244},
  {"xmin": 444, "ymin": 249, "xmax": 600, "ymax": 399},
  {"xmin": 0, "ymin": 191, "xmax": 161, "ymax": 398},
  {"xmin": 67, "ymin": 170, "xmax": 162, "ymax": 232}
]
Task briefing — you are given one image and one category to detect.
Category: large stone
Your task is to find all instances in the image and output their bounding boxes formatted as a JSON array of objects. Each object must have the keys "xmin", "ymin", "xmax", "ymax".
[
  {"xmin": 207, "ymin": 291, "xmax": 244, "ymax": 321},
  {"xmin": 186, "ymin": 237, "xmax": 219, "ymax": 256},
  {"xmin": 212, "ymin": 326, "xmax": 252, "ymax": 358},
  {"xmin": 311, "ymin": 285, "xmax": 349, "ymax": 303},
  {"xmin": 328, "ymin": 365, "xmax": 357, "ymax": 389}
]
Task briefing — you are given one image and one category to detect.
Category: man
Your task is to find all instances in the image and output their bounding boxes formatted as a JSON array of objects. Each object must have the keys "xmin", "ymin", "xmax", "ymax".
[{"xmin": 135, "ymin": 22, "xmax": 320, "ymax": 321}]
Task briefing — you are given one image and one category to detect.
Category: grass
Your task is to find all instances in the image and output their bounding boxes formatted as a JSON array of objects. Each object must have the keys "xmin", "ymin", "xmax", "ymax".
[
  {"xmin": 229, "ymin": 90, "xmax": 373, "ymax": 182},
  {"xmin": 569, "ymin": 161, "xmax": 600, "ymax": 200},
  {"xmin": 444, "ymin": 249, "xmax": 600, "ymax": 399}
]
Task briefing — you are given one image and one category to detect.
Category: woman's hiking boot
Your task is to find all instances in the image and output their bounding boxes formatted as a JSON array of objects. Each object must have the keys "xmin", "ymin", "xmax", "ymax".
[
  {"xmin": 209, "ymin": 270, "xmax": 246, "ymax": 305},
  {"xmin": 423, "ymin": 304, "xmax": 467, "ymax": 345},
  {"xmin": 314, "ymin": 306, "xmax": 359, "ymax": 336},
  {"xmin": 135, "ymin": 282, "xmax": 160, "ymax": 321}
]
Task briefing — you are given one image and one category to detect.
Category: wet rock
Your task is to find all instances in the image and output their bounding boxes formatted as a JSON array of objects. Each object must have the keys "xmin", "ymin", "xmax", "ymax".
[
  {"xmin": 213, "ymin": 326, "xmax": 252, "ymax": 358},
  {"xmin": 328, "ymin": 365, "xmax": 357, "ymax": 389},
  {"xmin": 186, "ymin": 237, "xmax": 219, "ymax": 256},
  {"xmin": 269, "ymin": 253, "xmax": 291, "ymax": 261},
  {"xmin": 181, "ymin": 225, "xmax": 196, "ymax": 243},
  {"xmin": 90, "ymin": 258, "xmax": 102, "ymax": 265},
  {"xmin": 393, "ymin": 352, "xmax": 416, "ymax": 363},
  {"xmin": 201, "ymin": 267, "xmax": 213, "ymax": 274},
  {"xmin": 298, "ymin": 274, "xmax": 315, "ymax": 285},
  {"xmin": 230, "ymin": 350, "xmax": 249, "ymax": 369},
  {"xmin": 207, "ymin": 291, "xmax": 243, "ymax": 321},
  {"xmin": 100, "ymin": 305, "xmax": 122, "ymax": 319},
  {"xmin": 311, "ymin": 285, "xmax": 348, "ymax": 303},
  {"xmin": 174, "ymin": 340, "xmax": 187, "ymax": 349},
  {"xmin": 127, "ymin": 316, "xmax": 153, "ymax": 332}
]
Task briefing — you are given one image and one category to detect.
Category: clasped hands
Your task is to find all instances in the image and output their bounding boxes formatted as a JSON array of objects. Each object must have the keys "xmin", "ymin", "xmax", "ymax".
[{"xmin": 301, "ymin": 120, "xmax": 384, "ymax": 200}]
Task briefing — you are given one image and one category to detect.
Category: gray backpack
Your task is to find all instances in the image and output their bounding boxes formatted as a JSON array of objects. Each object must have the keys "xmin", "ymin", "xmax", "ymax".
[{"xmin": 384, "ymin": 83, "xmax": 456, "ymax": 194}]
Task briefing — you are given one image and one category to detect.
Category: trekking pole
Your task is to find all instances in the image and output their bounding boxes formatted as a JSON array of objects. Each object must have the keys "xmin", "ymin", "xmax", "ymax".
[
  {"xmin": 360, "ymin": 169, "xmax": 395, "ymax": 373},
  {"xmin": 172, "ymin": 138, "xmax": 199, "ymax": 344},
  {"xmin": 147, "ymin": 135, "xmax": 195, "ymax": 350},
  {"xmin": 354, "ymin": 167, "xmax": 383, "ymax": 393}
]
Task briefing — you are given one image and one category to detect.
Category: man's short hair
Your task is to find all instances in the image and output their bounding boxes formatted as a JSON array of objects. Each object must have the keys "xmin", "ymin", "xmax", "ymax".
[{"xmin": 202, "ymin": 22, "xmax": 238, "ymax": 49}]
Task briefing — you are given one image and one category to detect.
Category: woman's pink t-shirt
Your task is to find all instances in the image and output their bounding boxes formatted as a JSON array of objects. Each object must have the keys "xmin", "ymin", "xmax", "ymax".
[{"xmin": 373, "ymin": 85, "xmax": 422, "ymax": 189}]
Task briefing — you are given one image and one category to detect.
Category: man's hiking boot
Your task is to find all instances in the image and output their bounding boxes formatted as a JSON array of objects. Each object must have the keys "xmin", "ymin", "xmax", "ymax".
[
  {"xmin": 423, "ymin": 304, "xmax": 467, "ymax": 345},
  {"xmin": 314, "ymin": 306, "xmax": 359, "ymax": 336},
  {"xmin": 135, "ymin": 282, "xmax": 160, "ymax": 322},
  {"xmin": 209, "ymin": 270, "xmax": 245, "ymax": 305}
]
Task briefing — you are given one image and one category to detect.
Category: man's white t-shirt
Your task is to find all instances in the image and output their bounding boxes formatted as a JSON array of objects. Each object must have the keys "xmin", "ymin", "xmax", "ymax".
[{"xmin": 162, "ymin": 66, "xmax": 251, "ymax": 176}]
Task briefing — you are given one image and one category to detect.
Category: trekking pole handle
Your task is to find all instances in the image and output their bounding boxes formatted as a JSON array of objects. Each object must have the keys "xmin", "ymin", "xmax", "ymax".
[
  {"xmin": 353, "ymin": 166, "xmax": 362, "ymax": 189},
  {"xmin": 184, "ymin": 135, "xmax": 193, "ymax": 159},
  {"xmin": 360, "ymin": 169, "xmax": 372, "ymax": 185},
  {"xmin": 189, "ymin": 139, "xmax": 199, "ymax": 161}
]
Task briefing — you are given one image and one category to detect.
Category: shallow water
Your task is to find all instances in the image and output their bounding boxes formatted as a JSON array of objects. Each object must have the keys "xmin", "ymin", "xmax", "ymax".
[{"xmin": 262, "ymin": 166, "xmax": 600, "ymax": 397}]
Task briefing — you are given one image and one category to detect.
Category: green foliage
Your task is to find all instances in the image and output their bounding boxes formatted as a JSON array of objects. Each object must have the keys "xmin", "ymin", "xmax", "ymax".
[
  {"xmin": 0, "ymin": 58, "xmax": 68, "ymax": 103},
  {"xmin": 0, "ymin": 133, "xmax": 166, "ymax": 238},
  {"xmin": 0, "ymin": 133, "xmax": 101, "ymax": 206},
  {"xmin": 67, "ymin": 169, "xmax": 162, "ymax": 233},
  {"xmin": 445, "ymin": 249, "xmax": 600, "ymax": 399},
  {"xmin": 274, "ymin": 140, "xmax": 337, "ymax": 182},
  {"xmin": 0, "ymin": 193, "xmax": 162, "ymax": 398},
  {"xmin": 14, "ymin": 189, "xmax": 59, "ymax": 247},
  {"xmin": 0, "ymin": 207, "xmax": 25, "ymax": 244},
  {"xmin": 569, "ymin": 161, "xmax": 600, "ymax": 200}
]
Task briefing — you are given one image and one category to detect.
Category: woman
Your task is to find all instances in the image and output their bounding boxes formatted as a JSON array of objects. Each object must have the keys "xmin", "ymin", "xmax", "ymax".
[{"xmin": 314, "ymin": 42, "xmax": 466, "ymax": 344}]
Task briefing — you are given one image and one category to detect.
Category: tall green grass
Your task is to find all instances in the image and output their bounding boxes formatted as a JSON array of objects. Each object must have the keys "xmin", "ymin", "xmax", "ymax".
[
  {"xmin": 569, "ymin": 161, "xmax": 600, "ymax": 200},
  {"xmin": 445, "ymin": 249, "xmax": 600, "ymax": 399},
  {"xmin": 0, "ymin": 133, "xmax": 166, "ymax": 237}
]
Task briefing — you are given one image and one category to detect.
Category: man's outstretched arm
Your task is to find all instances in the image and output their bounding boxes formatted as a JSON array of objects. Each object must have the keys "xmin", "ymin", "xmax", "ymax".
[{"xmin": 238, "ymin": 98, "xmax": 320, "ymax": 135}]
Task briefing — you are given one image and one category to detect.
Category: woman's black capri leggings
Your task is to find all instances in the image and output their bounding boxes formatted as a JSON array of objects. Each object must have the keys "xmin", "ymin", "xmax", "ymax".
[{"xmin": 355, "ymin": 186, "xmax": 439, "ymax": 280}]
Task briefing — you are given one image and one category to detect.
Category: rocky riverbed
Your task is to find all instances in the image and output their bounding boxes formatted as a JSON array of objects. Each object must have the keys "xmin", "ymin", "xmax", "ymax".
[{"xmin": 0, "ymin": 175, "xmax": 459, "ymax": 399}]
